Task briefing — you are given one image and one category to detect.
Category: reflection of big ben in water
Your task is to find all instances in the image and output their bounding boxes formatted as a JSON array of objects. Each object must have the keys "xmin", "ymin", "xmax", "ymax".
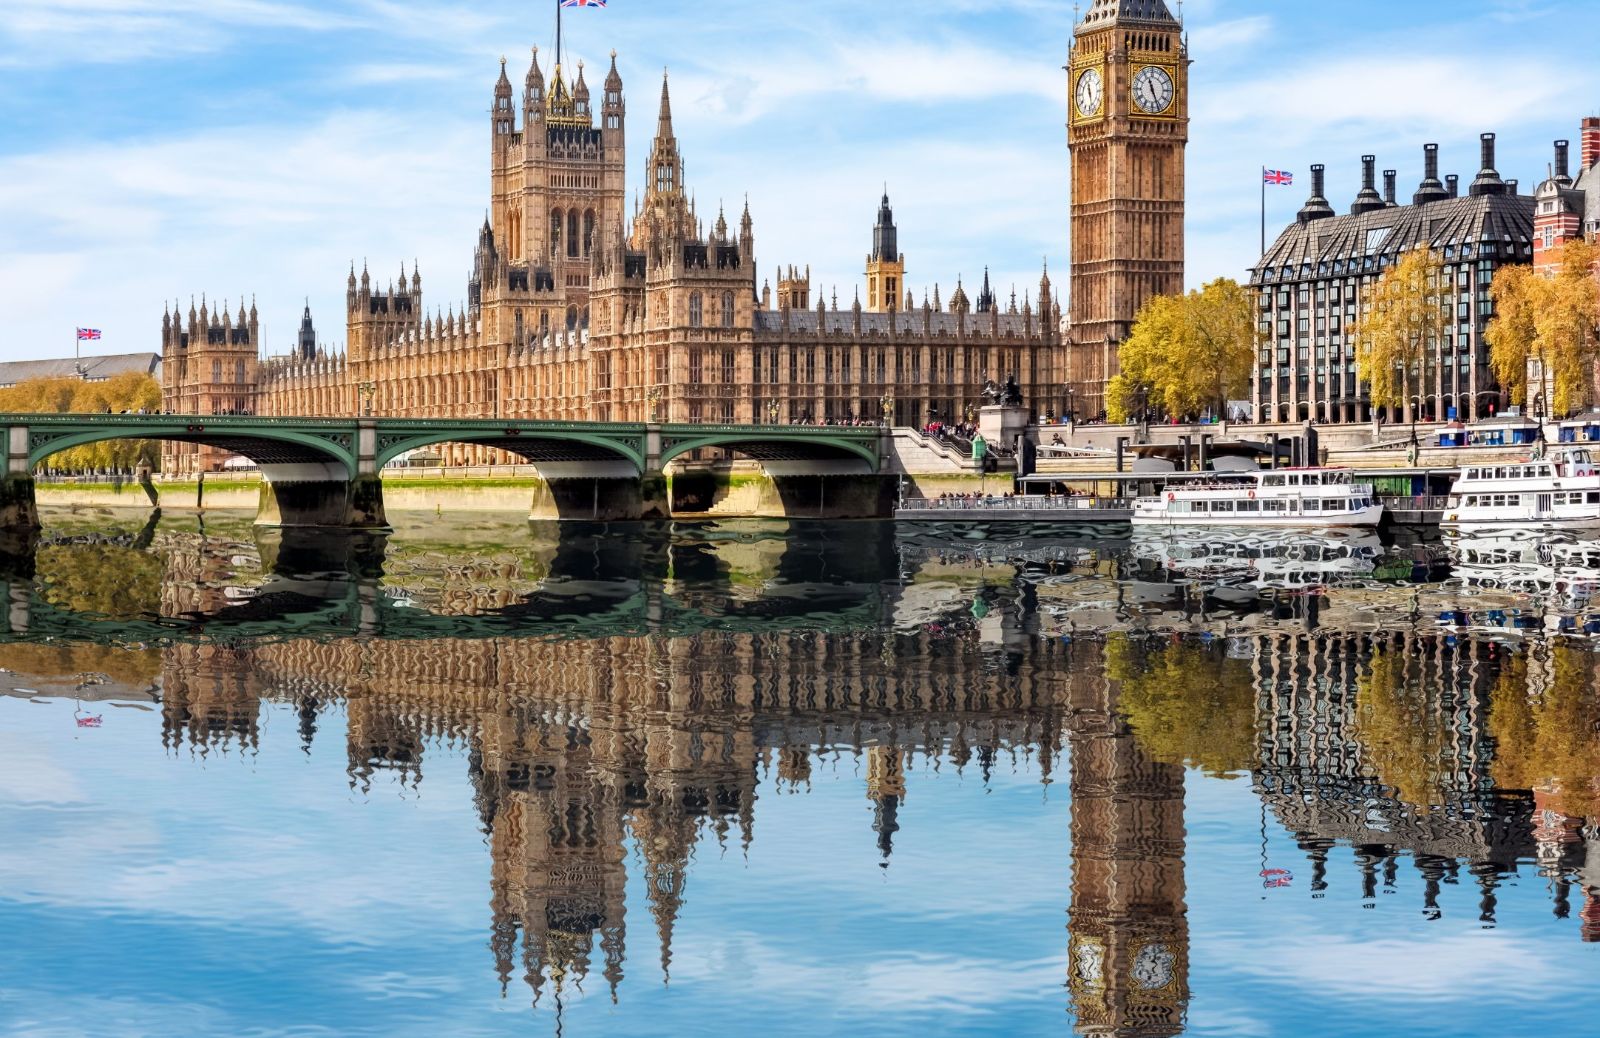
[{"xmin": 1066, "ymin": 648, "xmax": 1189, "ymax": 1036}]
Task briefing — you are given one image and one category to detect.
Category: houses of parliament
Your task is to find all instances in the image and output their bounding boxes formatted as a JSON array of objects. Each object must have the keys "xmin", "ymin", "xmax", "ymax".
[{"xmin": 158, "ymin": 0, "xmax": 1190, "ymax": 468}]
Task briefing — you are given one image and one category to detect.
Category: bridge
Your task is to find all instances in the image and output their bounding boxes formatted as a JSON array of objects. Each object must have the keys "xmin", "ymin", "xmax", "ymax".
[{"xmin": 2, "ymin": 414, "xmax": 891, "ymax": 529}]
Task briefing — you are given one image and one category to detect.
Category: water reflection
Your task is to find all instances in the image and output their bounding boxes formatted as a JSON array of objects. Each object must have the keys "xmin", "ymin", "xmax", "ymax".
[{"xmin": 4, "ymin": 512, "xmax": 1600, "ymax": 1033}]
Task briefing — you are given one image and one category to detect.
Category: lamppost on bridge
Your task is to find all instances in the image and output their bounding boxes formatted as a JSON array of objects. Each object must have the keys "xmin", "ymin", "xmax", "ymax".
[
  {"xmin": 766, "ymin": 399, "xmax": 781, "ymax": 426},
  {"xmin": 358, "ymin": 382, "xmax": 376, "ymax": 418},
  {"xmin": 881, "ymin": 392, "xmax": 895, "ymax": 429},
  {"xmin": 647, "ymin": 386, "xmax": 662, "ymax": 423},
  {"xmin": 1065, "ymin": 385, "xmax": 1077, "ymax": 427}
]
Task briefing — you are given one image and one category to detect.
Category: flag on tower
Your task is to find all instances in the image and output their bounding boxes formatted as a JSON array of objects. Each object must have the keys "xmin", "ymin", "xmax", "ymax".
[
  {"xmin": 76, "ymin": 328, "xmax": 102, "ymax": 341},
  {"xmin": 560, "ymin": 0, "xmax": 606, "ymax": 7},
  {"xmin": 1263, "ymin": 169, "xmax": 1294, "ymax": 186}
]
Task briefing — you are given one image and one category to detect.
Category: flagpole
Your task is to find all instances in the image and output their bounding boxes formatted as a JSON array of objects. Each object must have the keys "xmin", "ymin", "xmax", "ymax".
[
  {"xmin": 556, "ymin": 0, "xmax": 562, "ymax": 68},
  {"xmin": 1260, "ymin": 166, "xmax": 1266, "ymax": 259}
]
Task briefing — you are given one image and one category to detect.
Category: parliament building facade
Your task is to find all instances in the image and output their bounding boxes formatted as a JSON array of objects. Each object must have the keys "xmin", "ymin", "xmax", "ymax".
[{"xmin": 161, "ymin": 1, "xmax": 1190, "ymax": 470}]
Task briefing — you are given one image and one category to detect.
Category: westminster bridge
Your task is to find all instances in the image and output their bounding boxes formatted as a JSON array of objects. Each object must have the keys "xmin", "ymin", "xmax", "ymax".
[{"xmin": 1, "ymin": 413, "xmax": 892, "ymax": 529}]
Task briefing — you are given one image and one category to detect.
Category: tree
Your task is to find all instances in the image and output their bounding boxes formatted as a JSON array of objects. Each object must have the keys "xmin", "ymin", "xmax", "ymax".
[
  {"xmin": 1489, "ymin": 647, "xmax": 1600, "ymax": 817},
  {"xmin": 0, "ymin": 372, "xmax": 162, "ymax": 471},
  {"xmin": 1352, "ymin": 648, "xmax": 1469, "ymax": 810},
  {"xmin": 1108, "ymin": 278, "xmax": 1257, "ymax": 423},
  {"xmin": 1490, "ymin": 239, "xmax": 1600, "ymax": 417},
  {"xmin": 1351, "ymin": 246, "xmax": 1450, "ymax": 422}
]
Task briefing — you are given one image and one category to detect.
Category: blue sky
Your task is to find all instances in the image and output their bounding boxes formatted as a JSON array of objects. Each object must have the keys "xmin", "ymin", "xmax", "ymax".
[{"xmin": 2, "ymin": 0, "xmax": 1599, "ymax": 363}]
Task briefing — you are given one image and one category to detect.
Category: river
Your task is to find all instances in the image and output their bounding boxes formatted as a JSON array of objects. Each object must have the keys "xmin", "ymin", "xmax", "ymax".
[{"xmin": 1, "ymin": 508, "xmax": 1597, "ymax": 1036}]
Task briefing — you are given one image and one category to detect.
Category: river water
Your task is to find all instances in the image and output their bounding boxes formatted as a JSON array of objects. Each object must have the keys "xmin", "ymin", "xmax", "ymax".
[{"xmin": 2, "ymin": 509, "xmax": 1598, "ymax": 1037}]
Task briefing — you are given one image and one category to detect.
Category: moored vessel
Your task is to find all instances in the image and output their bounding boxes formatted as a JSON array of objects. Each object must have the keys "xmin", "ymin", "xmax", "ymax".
[
  {"xmin": 1441, "ymin": 446, "xmax": 1600, "ymax": 529},
  {"xmin": 1131, "ymin": 468, "xmax": 1383, "ymax": 528}
]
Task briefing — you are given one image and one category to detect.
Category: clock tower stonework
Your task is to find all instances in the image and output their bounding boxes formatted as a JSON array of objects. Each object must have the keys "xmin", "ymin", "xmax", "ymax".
[{"xmin": 1067, "ymin": 0, "xmax": 1189, "ymax": 417}]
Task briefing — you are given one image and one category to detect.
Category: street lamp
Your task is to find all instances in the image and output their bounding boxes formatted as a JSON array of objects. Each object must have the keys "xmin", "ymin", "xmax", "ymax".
[
  {"xmin": 881, "ymin": 391, "xmax": 895, "ymax": 428},
  {"xmin": 358, "ymin": 381, "xmax": 376, "ymax": 418},
  {"xmin": 647, "ymin": 386, "xmax": 662, "ymax": 422},
  {"xmin": 1065, "ymin": 385, "xmax": 1077, "ymax": 426},
  {"xmin": 766, "ymin": 399, "xmax": 780, "ymax": 425}
]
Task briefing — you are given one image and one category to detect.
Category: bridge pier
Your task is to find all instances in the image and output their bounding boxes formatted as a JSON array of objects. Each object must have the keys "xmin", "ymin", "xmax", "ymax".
[
  {"xmin": 526, "ymin": 462, "xmax": 670, "ymax": 522},
  {"xmin": 3, "ymin": 426, "xmax": 39, "ymax": 533},
  {"xmin": 670, "ymin": 463, "xmax": 894, "ymax": 519}
]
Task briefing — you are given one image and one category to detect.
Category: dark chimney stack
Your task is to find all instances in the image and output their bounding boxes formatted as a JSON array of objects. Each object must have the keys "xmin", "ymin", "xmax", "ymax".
[
  {"xmin": 1296, "ymin": 163, "xmax": 1336, "ymax": 224},
  {"xmin": 1414, "ymin": 142, "xmax": 1449, "ymax": 205},
  {"xmin": 1351, "ymin": 154, "xmax": 1386, "ymax": 215},
  {"xmin": 1470, "ymin": 132, "xmax": 1506, "ymax": 196},
  {"xmin": 1556, "ymin": 139, "xmax": 1571, "ymax": 182},
  {"xmin": 1383, "ymin": 169, "xmax": 1398, "ymax": 206},
  {"xmin": 1447, "ymin": 174, "xmax": 1460, "ymax": 198},
  {"xmin": 1507, "ymin": 179, "xmax": 1518, "ymax": 195}
]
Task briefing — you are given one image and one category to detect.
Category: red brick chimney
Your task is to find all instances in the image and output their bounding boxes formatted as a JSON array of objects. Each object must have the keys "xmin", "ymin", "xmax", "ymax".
[{"xmin": 1582, "ymin": 116, "xmax": 1600, "ymax": 171}]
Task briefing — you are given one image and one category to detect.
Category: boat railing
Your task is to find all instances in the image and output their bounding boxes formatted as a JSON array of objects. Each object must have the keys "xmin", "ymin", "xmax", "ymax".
[
  {"xmin": 899, "ymin": 495, "xmax": 1134, "ymax": 512},
  {"xmin": 1378, "ymin": 494, "xmax": 1451, "ymax": 512}
]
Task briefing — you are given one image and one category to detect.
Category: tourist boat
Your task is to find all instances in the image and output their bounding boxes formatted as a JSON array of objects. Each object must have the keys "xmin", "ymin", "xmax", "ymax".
[
  {"xmin": 1131, "ymin": 468, "xmax": 1383, "ymax": 528},
  {"xmin": 1441, "ymin": 447, "xmax": 1600, "ymax": 529}
]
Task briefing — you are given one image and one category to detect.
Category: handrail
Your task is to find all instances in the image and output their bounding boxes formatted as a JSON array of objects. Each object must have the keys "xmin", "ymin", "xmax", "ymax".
[{"xmin": 900, "ymin": 496, "xmax": 1133, "ymax": 512}]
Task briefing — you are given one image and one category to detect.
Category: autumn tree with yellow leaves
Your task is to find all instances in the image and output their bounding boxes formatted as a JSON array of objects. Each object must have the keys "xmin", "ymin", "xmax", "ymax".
[
  {"xmin": 1487, "ymin": 238, "xmax": 1600, "ymax": 417},
  {"xmin": 1489, "ymin": 646, "xmax": 1600, "ymax": 817},
  {"xmin": 1350, "ymin": 246, "xmax": 1450, "ymax": 422},
  {"xmin": 1105, "ymin": 635, "xmax": 1257, "ymax": 778},
  {"xmin": 1107, "ymin": 278, "xmax": 1257, "ymax": 424},
  {"xmin": 0, "ymin": 372, "xmax": 162, "ymax": 471}
]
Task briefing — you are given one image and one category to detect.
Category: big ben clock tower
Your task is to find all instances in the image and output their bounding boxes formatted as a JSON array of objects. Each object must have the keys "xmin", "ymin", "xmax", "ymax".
[{"xmin": 1067, "ymin": 0, "xmax": 1189, "ymax": 416}]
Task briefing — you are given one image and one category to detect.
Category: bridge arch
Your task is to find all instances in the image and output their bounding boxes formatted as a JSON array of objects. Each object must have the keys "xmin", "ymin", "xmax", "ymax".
[
  {"xmin": 25, "ymin": 420, "xmax": 357, "ymax": 476},
  {"xmin": 658, "ymin": 431, "xmax": 880, "ymax": 472},
  {"xmin": 373, "ymin": 427, "xmax": 645, "ymax": 473}
]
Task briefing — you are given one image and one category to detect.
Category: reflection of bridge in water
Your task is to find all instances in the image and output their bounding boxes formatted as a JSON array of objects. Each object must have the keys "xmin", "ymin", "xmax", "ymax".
[{"xmin": 9, "ymin": 523, "xmax": 1600, "ymax": 1025}]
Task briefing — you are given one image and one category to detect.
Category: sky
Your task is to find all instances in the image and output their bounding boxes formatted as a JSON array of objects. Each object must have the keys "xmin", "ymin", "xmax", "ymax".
[{"xmin": 2, "ymin": 0, "xmax": 1599, "ymax": 363}]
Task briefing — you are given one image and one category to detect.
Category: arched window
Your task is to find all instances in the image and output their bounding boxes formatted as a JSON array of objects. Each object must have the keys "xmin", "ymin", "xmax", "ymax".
[
  {"xmin": 689, "ymin": 292, "xmax": 703, "ymax": 328},
  {"xmin": 583, "ymin": 209, "xmax": 595, "ymax": 256},
  {"xmin": 566, "ymin": 306, "xmax": 579, "ymax": 330},
  {"xmin": 721, "ymin": 291, "xmax": 735, "ymax": 328},
  {"xmin": 551, "ymin": 209, "xmax": 562, "ymax": 256},
  {"xmin": 567, "ymin": 211, "xmax": 579, "ymax": 257}
]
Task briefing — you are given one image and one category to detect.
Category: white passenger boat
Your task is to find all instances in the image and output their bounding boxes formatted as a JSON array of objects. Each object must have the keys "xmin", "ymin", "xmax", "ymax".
[
  {"xmin": 1131, "ymin": 468, "xmax": 1383, "ymax": 528},
  {"xmin": 1442, "ymin": 447, "xmax": 1600, "ymax": 529}
]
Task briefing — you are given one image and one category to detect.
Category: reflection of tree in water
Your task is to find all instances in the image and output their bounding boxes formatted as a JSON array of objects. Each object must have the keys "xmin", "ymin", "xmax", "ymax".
[
  {"xmin": 35, "ymin": 544, "xmax": 163, "ymax": 618},
  {"xmin": 1, "ymin": 642, "xmax": 162, "ymax": 687},
  {"xmin": 1106, "ymin": 636, "xmax": 1256, "ymax": 778},
  {"xmin": 1490, "ymin": 646, "xmax": 1600, "ymax": 818},
  {"xmin": 1353, "ymin": 649, "xmax": 1479, "ymax": 810}
]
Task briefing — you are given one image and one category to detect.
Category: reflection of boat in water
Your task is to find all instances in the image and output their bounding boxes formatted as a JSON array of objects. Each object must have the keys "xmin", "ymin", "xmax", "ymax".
[
  {"xmin": 1132, "ymin": 468, "xmax": 1383, "ymax": 528},
  {"xmin": 1129, "ymin": 530, "xmax": 1382, "ymax": 590},
  {"xmin": 1442, "ymin": 447, "xmax": 1600, "ymax": 529},
  {"xmin": 1444, "ymin": 530, "xmax": 1600, "ymax": 600}
]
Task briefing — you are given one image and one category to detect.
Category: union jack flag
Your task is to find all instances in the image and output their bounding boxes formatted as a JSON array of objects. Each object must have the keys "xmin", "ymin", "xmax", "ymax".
[
  {"xmin": 560, "ymin": 0, "xmax": 606, "ymax": 6},
  {"xmin": 76, "ymin": 328, "xmax": 101, "ymax": 340},
  {"xmin": 1263, "ymin": 169, "xmax": 1294, "ymax": 186}
]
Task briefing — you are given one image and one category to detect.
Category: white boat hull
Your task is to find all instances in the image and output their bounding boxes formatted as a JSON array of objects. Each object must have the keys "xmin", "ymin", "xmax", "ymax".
[{"xmin": 1131, "ymin": 507, "xmax": 1384, "ymax": 529}]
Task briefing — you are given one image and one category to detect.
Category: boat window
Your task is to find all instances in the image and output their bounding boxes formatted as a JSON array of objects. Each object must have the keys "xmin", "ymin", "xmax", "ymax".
[
  {"xmin": 1193, "ymin": 501, "xmax": 1209, "ymax": 512},
  {"xmin": 1237, "ymin": 500, "xmax": 1259, "ymax": 512},
  {"xmin": 1591, "ymin": 492, "xmax": 1600, "ymax": 504},
  {"xmin": 1494, "ymin": 467, "xmax": 1507, "ymax": 479},
  {"xmin": 1262, "ymin": 475, "xmax": 1285, "ymax": 486},
  {"xmin": 1263, "ymin": 500, "xmax": 1286, "ymax": 512}
]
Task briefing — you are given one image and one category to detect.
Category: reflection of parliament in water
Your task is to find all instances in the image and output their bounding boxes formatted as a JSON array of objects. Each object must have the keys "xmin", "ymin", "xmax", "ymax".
[{"xmin": 88, "ymin": 539, "xmax": 1600, "ymax": 1021}]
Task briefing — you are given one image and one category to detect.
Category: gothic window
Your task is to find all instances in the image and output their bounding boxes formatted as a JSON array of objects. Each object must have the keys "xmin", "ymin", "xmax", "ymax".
[
  {"xmin": 235, "ymin": 360, "xmax": 245, "ymax": 384},
  {"xmin": 689, "ymin": 292, "xmax": 703, "ymax": 328},
  {"xmin": 566, "ymin": 305, "xmax": 578, "ymax": 330},
  {"xmin": 876, "ymin": 350, "xmax": 886, "ymax": 383},
  {"xmin": 841, "ymin": 350, "xmax": 851, "ymax": 383},
  {"xmin": 805, "ymin": 348, "xmax": 816, "ymax": 383},
  {"xmin": 721, "ymin": 292, "xmax": 735, "ymax": 328},
  {"xmin": 211, "ymin": 360, "xmax": 221, "ymax": 383},
  {"xmin": 567, "ymin": 211, "xmax": 579, "ymax": 257},
  {"xmin": 551, "ymin": 209, "xmax": 562, "ymax": 256},
  {"xmin": 655, "ymin": 349, "xmax": 668, "ymax": 384},
  {"xmin": 514, "ymin": 310, "xmax": 524, "ymax": 344},
  {"xmin": 721, "ymin": 349, "xmax": 735, "ymax": 384},
  {"xmin": 583, "ymin": 209, "xmax": 596, "ymax": 256},
  {"xmin": 768, "ymin": 349, "xmax": 778, "ymax": 384},
  {"xmin": 581, "ymin": 306, "xmax": 590, "ymax": 328},
  {"xmin": 689, "ymin": 348, "xmax": 703, "ymax": 382}
]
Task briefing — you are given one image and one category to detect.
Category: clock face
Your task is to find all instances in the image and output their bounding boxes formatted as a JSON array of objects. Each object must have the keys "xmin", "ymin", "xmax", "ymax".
[
  {"xmin": 1132, "ymin": 65, "xmax": 1175, "ymax": 115},
  {"xmin": 1074, "ymin": 68, "xmax": 1103, "ymax": 118},
  {"xmin": 1132, "ymin": 942, "xmax": 1176, "ymax": 990}
]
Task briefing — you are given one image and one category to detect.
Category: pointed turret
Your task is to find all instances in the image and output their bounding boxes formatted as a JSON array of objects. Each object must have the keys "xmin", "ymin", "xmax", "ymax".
[
  {"xmin": 976, "ymin": 267, "xmax": 996, "ymax": 313},
  {"xmin": 1080, "ymin": 0, "xmax": 1180, "ymax": 28},
  {"xmin": 297, "ymin": 300, "xmax": 316, "ymax": 361},
  {"xmin": 573, "ymin": 59, "xmax": 591, "ymax": 120},
  {"xmin": 656, "ymin": 69, "xmax": 675, "ymax": 143},
  {"xmin": 526, "ymin": 46, "xmax": 544, "ymax": 102}
]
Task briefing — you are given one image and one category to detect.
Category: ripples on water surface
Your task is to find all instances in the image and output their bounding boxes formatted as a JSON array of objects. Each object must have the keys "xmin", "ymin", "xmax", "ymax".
[{"xmin": 2, "ymin": 509, "xmax": 1599, "ymax": 1037}]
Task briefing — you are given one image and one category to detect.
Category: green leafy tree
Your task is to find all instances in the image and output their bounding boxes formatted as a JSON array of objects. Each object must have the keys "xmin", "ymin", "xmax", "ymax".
[
  {"xmin": 0, "ymin": 372, "xmax": 162, "ymax": 471},
  {"xmin": 1109, "ymin": 278, "xmax": 1256, "ymax": 423},
  {"xmin": 1351, "ymin": 246, "xmax": 1449, "ymax": 421}
]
